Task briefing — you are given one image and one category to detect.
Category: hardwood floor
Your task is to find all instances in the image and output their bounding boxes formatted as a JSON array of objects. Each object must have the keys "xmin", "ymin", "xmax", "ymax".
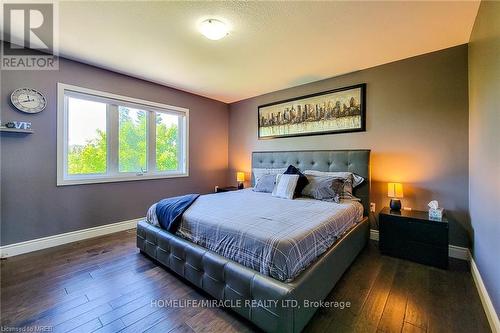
[{"xmin": 0, "ymin": 230, "xmax": 490, "ymax": 333}]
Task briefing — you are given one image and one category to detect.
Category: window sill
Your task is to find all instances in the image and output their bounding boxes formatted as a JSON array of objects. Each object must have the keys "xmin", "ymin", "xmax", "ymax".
[{"xmin": 57, "ymin": 172, "xmax": 189, "ymax": 186}]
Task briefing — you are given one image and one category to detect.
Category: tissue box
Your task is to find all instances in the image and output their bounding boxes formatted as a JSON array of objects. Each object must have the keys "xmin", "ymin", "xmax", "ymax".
[{"xmin": 429, "ymin": 208, "xmax": 444, "ymax": 221}]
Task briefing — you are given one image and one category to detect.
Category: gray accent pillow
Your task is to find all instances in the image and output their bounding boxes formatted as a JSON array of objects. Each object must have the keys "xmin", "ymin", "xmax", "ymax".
[
  {"xmin": 303, "ymin": 170, "xmax": 365, "ymax": 188},
  {"xmin": 304, "ymin": 171, "xmax": 360, "ymax": 200},
  {"xmin": 252, "ymin": 168, "xmax": 286, "ymax": 185},
  {"xmin": 302, "ymin": 176, "xmax": 344, "ymax": 203},
  {"xmin": 253, "ymin": 174, "xmax": 277, "ymax": 193},
  {"xmin": 338, "ymin": 175, "xmax": 357, "ymax": 200}
]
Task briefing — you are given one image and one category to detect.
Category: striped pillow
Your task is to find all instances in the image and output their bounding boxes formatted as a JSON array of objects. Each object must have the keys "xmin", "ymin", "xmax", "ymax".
[{"xmin": 272, "ymin": 174, "xmax": 299, "ymax": 199}]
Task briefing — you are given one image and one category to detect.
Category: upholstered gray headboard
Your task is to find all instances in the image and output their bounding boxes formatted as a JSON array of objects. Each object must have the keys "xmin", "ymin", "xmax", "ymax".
[{"xmin": 252, "ymin": 150, "xmax": 371, "ymax": 215}]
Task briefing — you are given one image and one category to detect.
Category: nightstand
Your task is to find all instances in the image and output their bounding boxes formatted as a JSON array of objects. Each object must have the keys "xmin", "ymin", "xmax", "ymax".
[
  {"xmin": 379, "ymin": 207, "xmax": 449, "ymax": 268},
  {"xmin": 215, "ymin": 186, "xmax": 239, "ymax": 193}
]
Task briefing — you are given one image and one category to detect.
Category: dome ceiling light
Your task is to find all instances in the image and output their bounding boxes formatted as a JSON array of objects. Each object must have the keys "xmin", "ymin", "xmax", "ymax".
[{"xmin": 198, "ymin": 19, "xmax": 229, "ymax": 40}]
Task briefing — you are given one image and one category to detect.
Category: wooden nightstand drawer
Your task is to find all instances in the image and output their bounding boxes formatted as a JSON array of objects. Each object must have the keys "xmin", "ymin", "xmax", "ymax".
[
  {"xmin": 380, "ymin": 216, "xmax": 447, "ymax": 245},
  {"xmin": 404, "ymin": 241, "xmax": 448, "ymax": 268},
  {"xmin": 405, "ymin": 219, "xmax": 448, "ymax": 246},
  {"xmin": 379, "ymin": 207, "xmax": 449, "ymax": 269}
]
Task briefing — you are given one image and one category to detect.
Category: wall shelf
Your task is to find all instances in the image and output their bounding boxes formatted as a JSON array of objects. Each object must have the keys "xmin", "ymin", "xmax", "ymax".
[{"xmin": 0, "ymin": 127, "xmax": 34, "ymax": 134}]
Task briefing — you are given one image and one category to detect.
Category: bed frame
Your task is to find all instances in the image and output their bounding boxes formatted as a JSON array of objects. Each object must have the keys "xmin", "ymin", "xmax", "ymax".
[{"xmin": 137, "ymin": 150, "xmax": 370, "ymax": 333}]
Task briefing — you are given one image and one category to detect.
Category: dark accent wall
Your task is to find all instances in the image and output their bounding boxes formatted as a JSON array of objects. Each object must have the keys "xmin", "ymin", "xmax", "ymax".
[
  {"xmin": 1, "ymin": 56, "xmax": 228, "ymax": 245},
  {"xmin": 228, "ymin": 45, "xmax": 470, "ymax": 247},
  {"xmin": 468, "ymin": 1, "xmax": 500, "ymax": 313}
]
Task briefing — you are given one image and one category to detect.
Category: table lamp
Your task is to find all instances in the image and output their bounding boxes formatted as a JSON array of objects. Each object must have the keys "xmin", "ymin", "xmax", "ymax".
[
  {"xmin": 237, "ymin": 172, "xmax": 245, "ymax": 189},
  {"xmin": 388, "ymin": 182, "xmax": 403, "ymax": 211}
]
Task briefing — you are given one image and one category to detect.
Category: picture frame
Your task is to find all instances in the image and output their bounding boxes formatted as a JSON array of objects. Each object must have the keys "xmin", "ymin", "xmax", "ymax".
[{"xmin": 258, "ymin": 83, "xmax": 366, "ymax": 139}]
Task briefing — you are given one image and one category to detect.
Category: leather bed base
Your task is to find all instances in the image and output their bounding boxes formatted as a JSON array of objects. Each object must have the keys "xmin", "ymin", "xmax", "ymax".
[{"xmin": 137, "ymin": 217, "xmax": 369, "ymax": 333}]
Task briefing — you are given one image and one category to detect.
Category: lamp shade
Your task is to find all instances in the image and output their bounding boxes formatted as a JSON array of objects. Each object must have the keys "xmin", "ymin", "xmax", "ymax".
[
  {"xmin": 236, "ymin": 172, "xmax": 245, "ymax": 182},
  {"xmin": 387, "ymin": 183, "xmax": 404, "ymax": 198}
]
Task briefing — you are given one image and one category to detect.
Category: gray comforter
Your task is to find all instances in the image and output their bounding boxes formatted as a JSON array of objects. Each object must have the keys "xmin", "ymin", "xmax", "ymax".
[{"xmin": 146, "ymin": 189, "xmax": 363, "ymax": 282}]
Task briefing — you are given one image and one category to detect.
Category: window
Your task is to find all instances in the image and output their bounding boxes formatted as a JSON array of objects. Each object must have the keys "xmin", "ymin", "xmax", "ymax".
[{"xmin": 57, "ymin": 83, "xmax": 188, "ymax": 185}]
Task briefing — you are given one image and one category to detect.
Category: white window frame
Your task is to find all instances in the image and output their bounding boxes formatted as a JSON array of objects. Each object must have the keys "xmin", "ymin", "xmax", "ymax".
[{"xmin": 57, "ymin": 83, "xmax": 189, "ymax": 186}]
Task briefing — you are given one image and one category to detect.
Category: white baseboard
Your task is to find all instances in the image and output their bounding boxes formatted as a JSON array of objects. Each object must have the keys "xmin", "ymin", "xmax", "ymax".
[
  {"xmin": 471, "ymin": 258, "xmax": 500, "ymax": 333},
  {"xmin": 0, "ymin": 218, "xmax": 142, "ymax": 258},
  {"xmin": 369, "ymin": 228, "xmax": 499, "ymax": 332},
  {"xmin": 369, "ymin": 229, "xmax": 469, "ymax": 260},
  {"xmin": 448, "ymin": 244, "xmax": 470, "ymax": 261},
  {"xmin": 370, "ymin": 228, "xmax": 379, "ymax": 241}
]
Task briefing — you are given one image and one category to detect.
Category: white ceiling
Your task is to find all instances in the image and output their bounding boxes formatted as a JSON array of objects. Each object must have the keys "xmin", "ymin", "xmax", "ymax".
[{"xmin": 55, "ymin": 1, "xmax": 480, "ymax": 103}]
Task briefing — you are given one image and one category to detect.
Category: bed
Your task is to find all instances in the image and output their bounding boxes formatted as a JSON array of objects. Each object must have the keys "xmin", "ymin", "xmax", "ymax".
[{"xmin": 137, "ymin": 150, "xmax": 370, "ymax": 333}]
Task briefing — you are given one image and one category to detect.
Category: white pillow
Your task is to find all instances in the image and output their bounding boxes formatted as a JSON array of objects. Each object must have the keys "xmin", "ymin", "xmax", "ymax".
[
  {"xmin": 253, "ymin": 168, "xmax": 286, "ymax": 185},
  {"xmin": 303, "ymin": 170, "xmax": 365, "ymax": 188},
  {"xmin": 272, "ymin": 174, "xmax": 299, "ymax": 199}
]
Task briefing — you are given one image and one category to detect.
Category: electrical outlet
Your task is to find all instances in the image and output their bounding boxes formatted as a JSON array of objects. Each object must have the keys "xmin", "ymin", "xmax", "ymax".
[{"xmin": 370, "ymin": 202, "xmax": 376, "ymax": 212}]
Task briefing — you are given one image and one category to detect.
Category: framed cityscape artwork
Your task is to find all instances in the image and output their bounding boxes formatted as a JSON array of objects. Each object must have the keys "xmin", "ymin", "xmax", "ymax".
[{"xmin": 258, "ymin": 83, "xmax": 366, "ymax": 139}]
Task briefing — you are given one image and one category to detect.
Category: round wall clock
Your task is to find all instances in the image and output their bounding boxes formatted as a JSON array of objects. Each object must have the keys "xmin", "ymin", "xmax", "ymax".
[{"xmin": 10, "ymin": 88, "xmax": 47, "ymax": 114}]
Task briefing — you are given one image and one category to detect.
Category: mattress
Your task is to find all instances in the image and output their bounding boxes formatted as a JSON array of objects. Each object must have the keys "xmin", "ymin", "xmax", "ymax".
[{"xmin": 146, "ymin": 189, "xmax": 363, "ymax": 282}]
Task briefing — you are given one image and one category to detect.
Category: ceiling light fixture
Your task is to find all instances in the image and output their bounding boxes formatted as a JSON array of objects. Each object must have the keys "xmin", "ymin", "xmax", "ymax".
[{"xmin": 199, "ymin": 19, "xmax": 229, "ymax": 40}]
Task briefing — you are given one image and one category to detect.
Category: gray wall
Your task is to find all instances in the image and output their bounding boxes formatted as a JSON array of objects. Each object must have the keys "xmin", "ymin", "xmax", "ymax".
[
  {"xmin": 1, "ymin": 56, "xmax": 229, "ymax": 245},
  {"xmin": 468, "ymin": 2, "xmax": 500, "ymax": 313},
  {"xmin": 228, "ymin": 45, "xmax": 471, "ymax": 247}
]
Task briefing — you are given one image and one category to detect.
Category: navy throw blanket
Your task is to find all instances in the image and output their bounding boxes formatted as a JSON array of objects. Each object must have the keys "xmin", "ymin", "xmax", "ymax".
[{"xmin": 155, "ymin": 194, "xmax": 200, "ymax": 233}]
